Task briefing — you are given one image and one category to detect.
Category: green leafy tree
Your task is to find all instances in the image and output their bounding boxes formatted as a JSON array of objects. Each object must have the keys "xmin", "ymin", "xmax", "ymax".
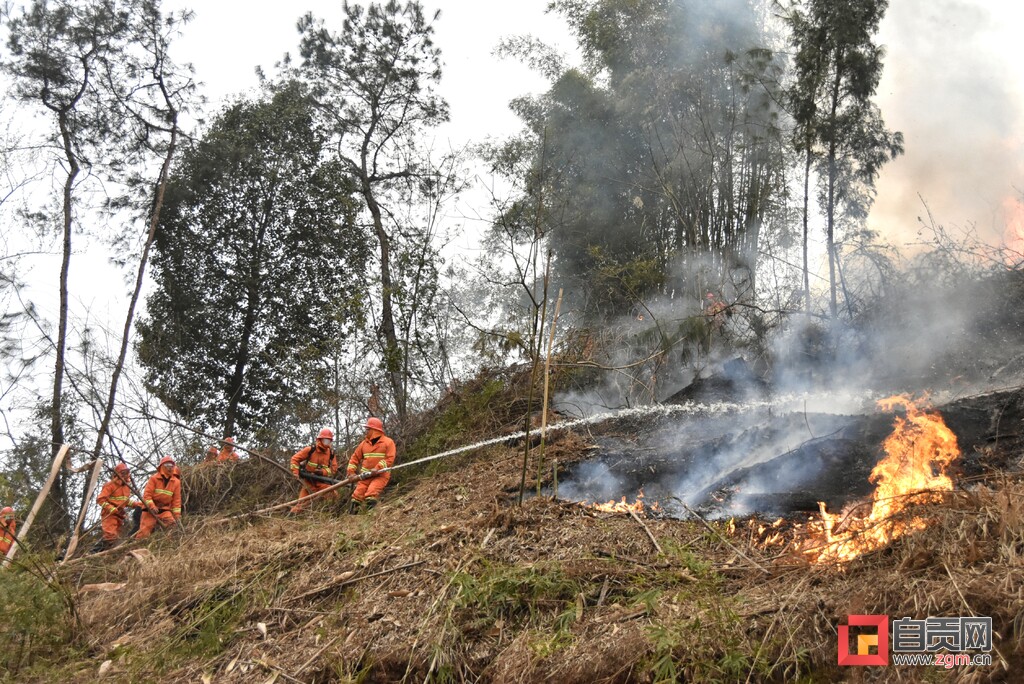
[
  {"xmin": 782, "ymin": 0, "xmax": 904, "ymax": 317},
  {"xmin": 294, "ymin": 0, "xmax": 455, "ymax": 422},
  {"xmin": 136, "ymin": 84, "xmax": 369, "ymax": 441},
  {"xmin": 505, "ymin": 0, "xmax": 787, "ymax": 321}
]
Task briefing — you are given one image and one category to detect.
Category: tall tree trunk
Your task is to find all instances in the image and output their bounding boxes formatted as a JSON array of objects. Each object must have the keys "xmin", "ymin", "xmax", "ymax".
[
  {"xmin": 50, "ymin": 110, "xmax": 79, "ymax": 534},
  {"xmin": 826, "ymin": 69, "xmax": 843, "ymax": 319},
  {"xmin": 361, "ymin": 176, "xmax": 406, "ymax": 421},
  {"xmin": 802, "ymin": 145, "xmax": 812, "ymax": 314},
  {"xmin": 91, "ymin": 118, "xmax": 178, "ymax": 461},
  {"xmin": 225, "ymin": 214, "xmax": 269, "ymax": 437}
]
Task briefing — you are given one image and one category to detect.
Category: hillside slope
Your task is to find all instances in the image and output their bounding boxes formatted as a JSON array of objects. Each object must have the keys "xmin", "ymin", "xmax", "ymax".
[{"xmin": 8, "ymin": 429, "xmax": 1024, "ymax": 683}]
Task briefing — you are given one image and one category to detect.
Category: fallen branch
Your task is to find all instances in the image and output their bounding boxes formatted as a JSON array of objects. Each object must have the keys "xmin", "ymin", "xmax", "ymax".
[
  {"xmin": 629, "ymin": 508, "xmax": 663, "ymax": 554},
  {"xmin": 296, "ymin": 635, "xmax": 340, "ymax": 676},
  {"xmin": 208, "ymin": 476, "xmax": 358, "ymax": 525},
  {"xmin": 59, "ymin": 537, "xmax": 147, "ymax": 568},
  {"xmin": 249, "ymin": 660, "xmax": 304, "ymax": 684},
  {"xmin": 288, "ymin": 559, "xmax": 426, "ymax": 603},
  {"xmin": 681, "ymin": 502, "xmax": 771, "ymax": 575}
]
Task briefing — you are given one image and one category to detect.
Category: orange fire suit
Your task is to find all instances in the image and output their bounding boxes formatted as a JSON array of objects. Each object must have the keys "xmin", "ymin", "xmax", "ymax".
[
  {"xmin": 290, "ymin": 442, "xmax": 338, "ymax": 513},
  {"xmin": 97, "ymin": 477, "xmax": 133, "ymax": 542},
  {"xmin": 135, "ymin": 471, "xmax": 181, "ymax": 539},
  {"xmin": 217, "ymin": 445, "xmax": 238, "ymax": 462},
  {"xmin": 0, "ymin": 519, "xmax": 15, "ymax": 556},
  {"xmin": 347, "ymin": 434, "xmax": 397, "ymax": 505}
]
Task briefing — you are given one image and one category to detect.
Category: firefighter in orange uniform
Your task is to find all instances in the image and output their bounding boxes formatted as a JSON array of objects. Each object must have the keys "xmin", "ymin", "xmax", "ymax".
[
  {"xmin": 346, "ymin": 417, "xmax": 397, "ymax": 512},
  {"xmin": 289, "ymin": 428, "xmax": 338, "ymax": 513},
  {"xmin": 135, "ymin": 456, "xmax": 182, "ymax": 540},
  {"xmin": 95, "ymin": 463, "xmax": 134, "ymax": 549},
  {"xmin": 0, "ymin": 506, "xmax": 16, "ymax": 556},
  {"xmin": 218, "ymin": 436, "xmax": 238, "ymax": 462},
  {"xmin": 204, "ymin": 445, "xmax": 219, "ymax": 462}
]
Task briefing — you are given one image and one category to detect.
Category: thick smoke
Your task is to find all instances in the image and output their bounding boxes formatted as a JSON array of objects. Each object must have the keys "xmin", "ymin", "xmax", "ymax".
[
  {"xmin": 871, "ymin": 0, "xmax": 1024, "ymax": 245},
  {"xmin": 554, "ymin": 460, "xmax": 625, "ymax": 503}
]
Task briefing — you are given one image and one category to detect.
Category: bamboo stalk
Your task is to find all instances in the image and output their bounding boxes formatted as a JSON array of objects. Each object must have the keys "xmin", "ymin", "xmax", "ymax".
[
  {"xmin": 61, "ymin": 457, "xmax": 105, "ymax": 563},
  {"xmin": 3, "ymin": 444, "xmax": 69, "ymax": 568},
  {"xmin": 540, "ymin": 288, "xmax": 563, "ymax": 499}
]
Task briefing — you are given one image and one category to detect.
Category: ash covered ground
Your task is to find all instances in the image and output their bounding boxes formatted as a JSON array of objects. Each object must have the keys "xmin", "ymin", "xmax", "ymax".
[{"xmin": 553, "ymin": 272, "xmax": 1024, "ymax": 519}]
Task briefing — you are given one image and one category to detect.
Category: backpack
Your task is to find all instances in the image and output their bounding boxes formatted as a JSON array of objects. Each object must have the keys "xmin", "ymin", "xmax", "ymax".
[{"xmin": 301, "ymin": 442, "xmax": 335, "ymax": 472}]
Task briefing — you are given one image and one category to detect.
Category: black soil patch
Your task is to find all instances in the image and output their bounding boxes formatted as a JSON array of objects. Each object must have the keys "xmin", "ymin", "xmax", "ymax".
[{"xmin": 556, "ymin": 386, "xmax": 1024, "ymax": 519}]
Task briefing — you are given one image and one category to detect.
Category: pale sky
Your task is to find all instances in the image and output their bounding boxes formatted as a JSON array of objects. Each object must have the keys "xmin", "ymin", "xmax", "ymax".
[
  {"xmin": 166, "ymin": 0, "xmax": 1024, "ymax": 253},
  {"xmin": 873, "ymin": 0, "xmax": 1024, "ymax": 252},
  {"xmin": 165, "ymin": 0, "xmax": 570, "ymax": 147},
  {"xmin": 8, "ymin": 0, "xmax": 1024, "ymax": 329}
]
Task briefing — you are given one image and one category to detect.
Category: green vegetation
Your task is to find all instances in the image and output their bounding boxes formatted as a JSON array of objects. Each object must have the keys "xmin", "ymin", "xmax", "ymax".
[
  {"xmin": 452, "ymin": 561, "xmax": 583, "ymax": 629},
  {"xmin": 406, "ymin": 378, "xmax": 511, "ymax": 462},
  {"xmin": 0, "ymin": 566, "xmax": 76, "ymax": 679},
  {"xmin": 169, "ymin": 587, "xmax": 249, "ymax": 659}
]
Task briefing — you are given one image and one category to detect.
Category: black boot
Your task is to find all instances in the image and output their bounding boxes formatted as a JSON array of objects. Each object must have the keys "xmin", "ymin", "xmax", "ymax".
[
  {"xmin": 347, "ymin": 498, "xmax": 362, "ymax": 515},
  {"xmin": 364, "ymin": 498, "xmax": 378, "ymax": 512}
]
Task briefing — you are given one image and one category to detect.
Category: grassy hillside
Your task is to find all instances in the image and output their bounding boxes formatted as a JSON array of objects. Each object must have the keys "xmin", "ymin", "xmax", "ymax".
[{"xmin": 3, "ymin": 420, "xmax": 1022, "ymax": 683}]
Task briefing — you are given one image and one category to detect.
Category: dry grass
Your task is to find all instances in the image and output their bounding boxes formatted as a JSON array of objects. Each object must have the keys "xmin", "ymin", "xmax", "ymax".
[{"xmin": 16, "ymin": 434, "xmax": 1024, "ymax": 683}]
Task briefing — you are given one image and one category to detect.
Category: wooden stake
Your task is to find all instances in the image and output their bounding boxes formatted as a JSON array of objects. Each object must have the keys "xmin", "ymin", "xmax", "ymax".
[
  {"xmin": 61, "ymin": 457, "xmax": 104, "ymax": 563},
  {"xmin": 3, "ymin": 444, "xmax": 69, "ymax": 568}
]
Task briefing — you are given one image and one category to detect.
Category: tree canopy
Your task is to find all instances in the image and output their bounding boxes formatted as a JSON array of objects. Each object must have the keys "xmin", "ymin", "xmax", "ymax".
[
  {"xmin": 136, "ymin": 84, "xmax": 369, "ymax": 441},
  {"xmin": 496, "ymin": 0, "xmax": 788, "ymax": 321}
]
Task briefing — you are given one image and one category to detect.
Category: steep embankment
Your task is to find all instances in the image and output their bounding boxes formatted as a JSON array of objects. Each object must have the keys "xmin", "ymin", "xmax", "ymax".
[{"xmin": 13, "ymin": 424, "xmax": 1023, "ymax": 683}]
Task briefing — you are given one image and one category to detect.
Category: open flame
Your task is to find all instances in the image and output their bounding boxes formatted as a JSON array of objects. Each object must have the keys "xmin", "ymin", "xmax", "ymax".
[
  {"xmin": 804, "ymin": 395, "xmax": 960, "ymax": 564},
  {"xmin": 584, "ymin": 490, "xmax": 648, "ymax": 514}
]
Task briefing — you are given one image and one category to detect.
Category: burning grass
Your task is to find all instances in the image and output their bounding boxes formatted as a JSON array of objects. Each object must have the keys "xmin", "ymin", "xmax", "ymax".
[{"xmin": 803, "ymin": 394, "xmax": 963, "ymax": 564}]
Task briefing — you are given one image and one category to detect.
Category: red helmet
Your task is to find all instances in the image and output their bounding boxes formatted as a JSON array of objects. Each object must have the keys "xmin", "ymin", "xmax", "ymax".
[
  {"xmin": 224, "ymin": 437, "xmax": 235, "ymax": 445},
  {"xmin": 158, "ymin": 456, "xmax": 176, "ymax": 469},
  {"xmin": 1, "ymin": 506, "xmax": 13, "ymax": 520},
  {"xmin": 364, "ymin": 417, "xmax": 384, "ymax": 433},
  {"xmin": 317, "ymin": 428, "xmax": 334, "ymax": 441},
  {"xmin": 114, "ymin": 463, "xmax": 130, "ymax": 477}
]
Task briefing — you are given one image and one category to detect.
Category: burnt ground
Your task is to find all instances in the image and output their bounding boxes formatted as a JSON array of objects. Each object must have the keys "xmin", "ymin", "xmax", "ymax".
[{"xmin": 554, "ymin": 385, "xmax": 1024, "ymax": 520}]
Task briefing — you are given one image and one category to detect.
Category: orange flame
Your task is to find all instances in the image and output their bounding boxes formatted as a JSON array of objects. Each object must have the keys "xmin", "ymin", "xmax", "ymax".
[
  {"xmin": 805, "ymin": 395, "xmax": 960, "ymax": 564},
  {"xmin": 585, "ymin": 490, "xmax": 647, "ymax": 514}
]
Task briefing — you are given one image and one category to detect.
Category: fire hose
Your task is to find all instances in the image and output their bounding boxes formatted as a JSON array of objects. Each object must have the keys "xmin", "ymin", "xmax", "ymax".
[{"xmin": 296, "ymin": 471, "xmax": 343, "ymax": 486}]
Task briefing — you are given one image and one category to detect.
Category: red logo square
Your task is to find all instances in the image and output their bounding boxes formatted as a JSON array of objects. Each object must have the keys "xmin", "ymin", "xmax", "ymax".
[{"xmin": 838, "ymin": 614, "xmax": 889, "ymax": 666}]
